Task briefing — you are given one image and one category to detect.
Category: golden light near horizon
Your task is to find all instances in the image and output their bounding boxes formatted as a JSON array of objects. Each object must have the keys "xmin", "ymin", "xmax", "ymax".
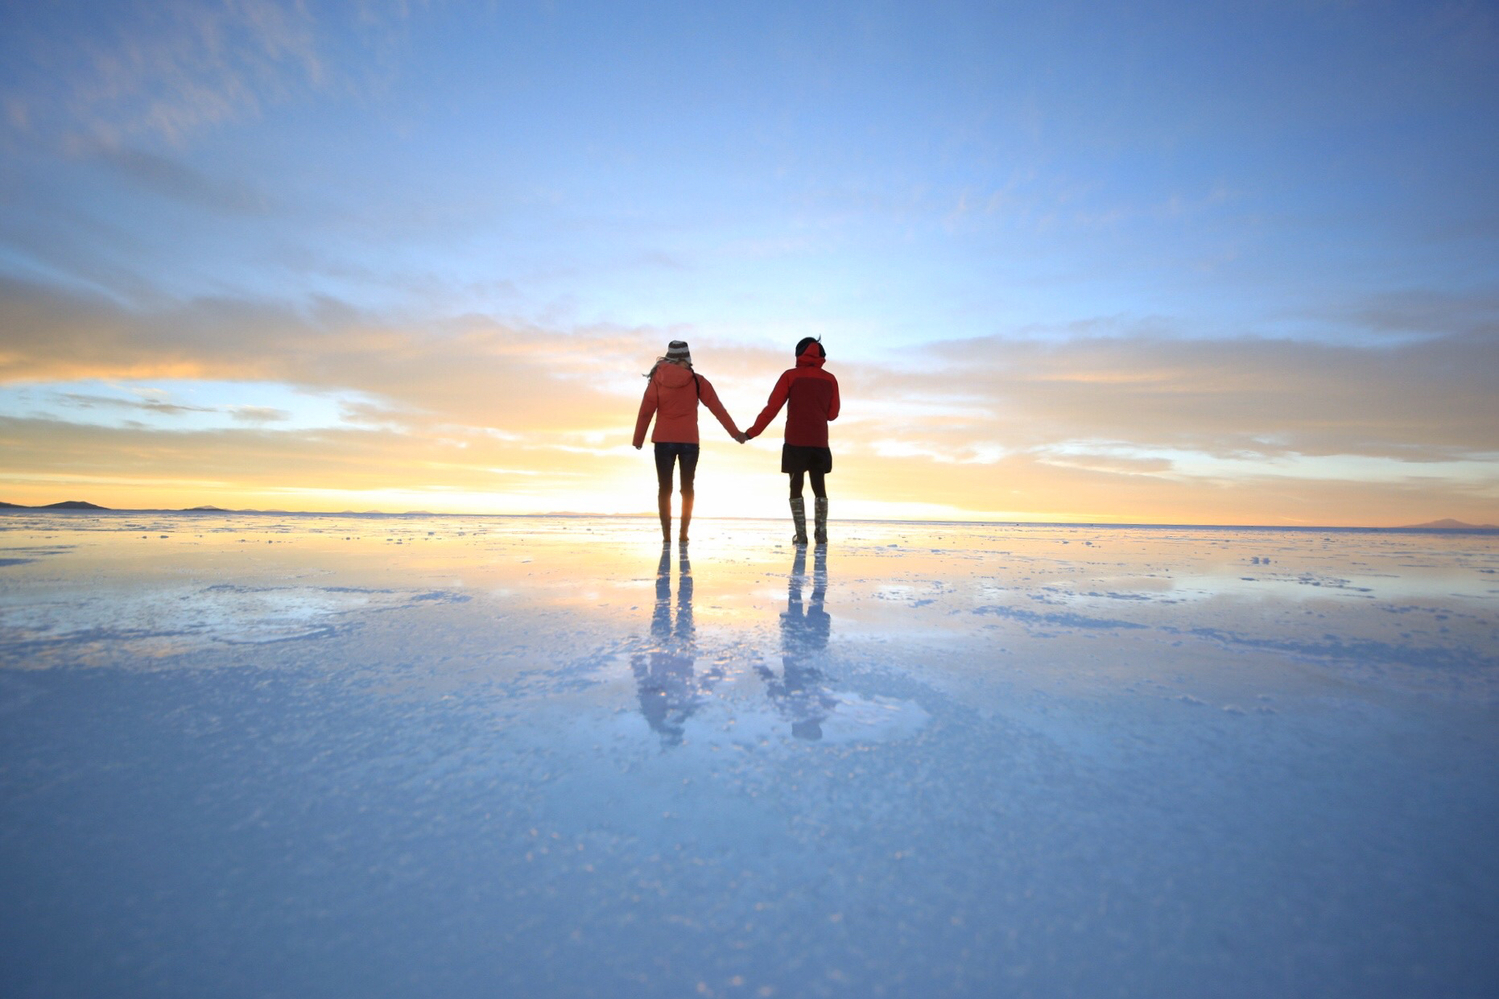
[{"xmin": 1, "ymin": 3, "xmax": 1496, "ymax": 526}]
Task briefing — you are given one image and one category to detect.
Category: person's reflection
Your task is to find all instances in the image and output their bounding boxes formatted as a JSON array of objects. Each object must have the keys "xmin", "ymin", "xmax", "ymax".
[
  {"xmin": 758, "ymin": 546, "xmax": 837, "ymax": 740},
  {"xmin": 632, "ymin": 546, "xmax": 702, "ymax": 746}
]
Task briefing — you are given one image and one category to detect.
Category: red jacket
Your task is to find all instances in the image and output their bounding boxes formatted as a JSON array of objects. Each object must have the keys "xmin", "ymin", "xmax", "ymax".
[
  {"xmin": 633, "ymin": 362, "xmax": 741, "ymax": 446},
  {"xmin": 746, "ymin": 346, "xmax": 840, "ymax": 447}
]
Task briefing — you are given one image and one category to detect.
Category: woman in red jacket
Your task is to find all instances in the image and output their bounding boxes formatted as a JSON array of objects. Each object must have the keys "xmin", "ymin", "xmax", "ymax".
[
  {"xmin": 744, "ymin": 337, "xmax": 840, "ymax": 546},
  {"xmin": 633, "ymin": 340, "xmax": 744, "ymax": 544}
]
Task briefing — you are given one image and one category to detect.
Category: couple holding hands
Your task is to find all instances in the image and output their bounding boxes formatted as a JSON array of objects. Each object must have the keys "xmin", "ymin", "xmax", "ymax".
[{"xmin": 633, "ymin": 337, "xmax": 838, "ymax": 547}]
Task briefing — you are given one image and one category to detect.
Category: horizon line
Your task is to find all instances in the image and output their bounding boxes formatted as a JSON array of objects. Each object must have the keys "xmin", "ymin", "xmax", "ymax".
[{"xmin": 1, "ymin": 503, "xmax": 1494, "ymax": 533}]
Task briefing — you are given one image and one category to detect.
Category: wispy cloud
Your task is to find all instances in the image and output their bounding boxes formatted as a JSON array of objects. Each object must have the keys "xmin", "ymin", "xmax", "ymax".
[
  {"xmin": 0, "ymin": 276, "xmax": 673, "ymax": 436},
  {"xmin": 3, "ymin": 0, "xmax": 325, "ymax": 146},
  {"xmin": 59, "ymin": 391, "xmax": 217, "ymax": 416},
  {"xmin": 851, "ymin": 323, "xmax": 1499, "ymax": 464},
  {"xmin": 85, "ymin": 143, "xmax": 276, "ymax": 214},
  {"xmin": 230, "ymin": 405, "xmax": 289, "ymax": 423}
]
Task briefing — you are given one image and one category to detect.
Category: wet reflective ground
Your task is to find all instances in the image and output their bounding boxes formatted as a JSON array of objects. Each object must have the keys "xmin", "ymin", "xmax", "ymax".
[{"xmin": 2, "ymin": 513, "xmax": 1497, "ymax": 997}]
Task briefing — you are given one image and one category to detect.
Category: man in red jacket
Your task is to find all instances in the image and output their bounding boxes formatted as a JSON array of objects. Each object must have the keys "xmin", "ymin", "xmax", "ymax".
[{"xmin": 744, "ymin": 337, "xmax": 840, "ymax": 545}]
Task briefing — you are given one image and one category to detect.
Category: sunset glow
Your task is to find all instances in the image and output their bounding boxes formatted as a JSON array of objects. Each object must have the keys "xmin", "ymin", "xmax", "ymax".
[{"xmin": 3, "ymin": 2, "xmax": 1496, "ymax": 524}]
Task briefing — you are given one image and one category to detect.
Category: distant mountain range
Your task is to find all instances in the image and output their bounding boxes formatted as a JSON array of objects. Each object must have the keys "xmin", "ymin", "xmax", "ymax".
[
  {"xmin": 0, "ymin": 500, "xmax": 110, "ymax": 510},
  {"xmin": 0, "ymin": 501, "xmax": 227, "ymax": 512},
  {"xmin": 1399, "ymin": 518, "xmax": 1499, "ymax": 530}
]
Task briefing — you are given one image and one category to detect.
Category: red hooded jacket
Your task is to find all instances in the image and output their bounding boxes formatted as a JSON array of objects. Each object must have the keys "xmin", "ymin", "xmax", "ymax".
[
  {"xmin": 633, "ymin": 362, "xmax": 741, "ymax": 446},
  {"xmin": 746, "ymin": 344, "xmax": 840, "ymax": 447}
]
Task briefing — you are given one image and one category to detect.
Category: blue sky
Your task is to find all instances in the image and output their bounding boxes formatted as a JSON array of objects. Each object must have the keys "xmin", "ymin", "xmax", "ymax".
[{"xmin": 2, "ymin": 0, "xmax": 1496, "ymax": 522}]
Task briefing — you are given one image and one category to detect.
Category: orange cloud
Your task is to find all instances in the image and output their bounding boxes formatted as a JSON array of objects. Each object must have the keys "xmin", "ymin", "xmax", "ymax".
[{"xmin": 2, "ymin": 277, "xmax": 1496, "ymax": 525}]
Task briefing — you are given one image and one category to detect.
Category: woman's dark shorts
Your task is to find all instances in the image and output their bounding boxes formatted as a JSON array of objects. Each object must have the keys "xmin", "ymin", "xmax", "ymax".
[
  {"xmin": 781, "ymin": 445, "xmax": 832, "ymax": 475},
  {"xmin": 654, "ymin": 442, "xmax": 700, "ymax": 491}
]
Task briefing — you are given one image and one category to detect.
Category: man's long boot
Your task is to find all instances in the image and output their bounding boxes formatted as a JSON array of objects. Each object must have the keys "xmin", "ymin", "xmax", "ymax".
[
  {"xmin": 678, "ymin": 492, "xmax": 694, "ymax": 544},
  {"xmin": 813, "ymin": 496, "xmax": 828, "ymax": 545},
  {"xmin": 658, "ymin": 494, "xmax": 671, "ymax": 544},
  {"xmin": 789, "ymin": 497, "xmax": 809, "ymax": 546}
]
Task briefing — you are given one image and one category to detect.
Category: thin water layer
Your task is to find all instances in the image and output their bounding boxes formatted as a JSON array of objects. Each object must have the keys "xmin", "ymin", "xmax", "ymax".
[{"xmin": 2, "ymin": 513, "xmax": 1496, "ymax": 997}]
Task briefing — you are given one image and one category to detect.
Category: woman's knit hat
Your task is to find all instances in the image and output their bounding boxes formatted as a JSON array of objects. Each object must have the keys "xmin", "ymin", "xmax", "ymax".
[{"xmin": 644, "ymin": 340, "xmax": 693, "ymax": 378}]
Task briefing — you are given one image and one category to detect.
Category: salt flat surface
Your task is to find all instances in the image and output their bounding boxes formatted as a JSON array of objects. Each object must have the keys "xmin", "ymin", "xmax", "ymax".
[{"xmin": 2, "ymin": 513, "xmax": 1496, "ymax": 997}]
